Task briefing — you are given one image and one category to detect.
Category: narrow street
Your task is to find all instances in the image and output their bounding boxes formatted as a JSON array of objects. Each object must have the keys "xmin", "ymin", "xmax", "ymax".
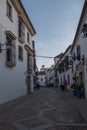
[{"xmin": 0, "ymin": 87, "xmax": 87, "ymax": 130}]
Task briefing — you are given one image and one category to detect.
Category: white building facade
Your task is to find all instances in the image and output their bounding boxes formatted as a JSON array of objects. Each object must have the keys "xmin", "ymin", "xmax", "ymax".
[
  {"xmin": 0, "ymin": 0, "xmax": 36, "ymax": 103},
  {"xmin": 70, "ymin": 0, "xmax": 87, "ymax": 98},
  {"xmin": 48, "ymin": 65, "xmax": 55, "ymax": 86},
  {"xmin": 45, "ymin": 68, "xmax": 51, "ymax": 86},
  {"xmin": 56, "ymin": 0, "xmax": 87, "ymax": 97},
  {"xmin": 57, "ymin": 46, "xmax": 73, "ymax": 90},
  {"xmin": 54, "ymin": 53, "xmax": 63, "ymax": 87}
]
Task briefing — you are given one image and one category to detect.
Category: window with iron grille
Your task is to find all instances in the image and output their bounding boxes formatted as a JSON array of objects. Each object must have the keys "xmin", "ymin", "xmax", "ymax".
[
  {"xmin": 27, "ymin": 53, "xmax": 32, "ymax": 72},
  {"xmin": 67, "ymin": 74, "xmax": 70, "ymax": 85},
  {"xmin": 81, "ymin": 23, "xmax": 87, "ymax": 38},
  {"xmin": 18, "ymin": 17, "xmax": 25, "ymax": 43},
  {"xmin": 6, "ymin": 1, "xmax": 12, "ymax": 21},
  {"xmin": 77, "ymin": 45, "xmax": 80, "ymax": 54},
  {"xmin": 77, "ymin": 45, "xmax": 81, "ymax": 61},
  {"xmin": 6, "ymin": 35, "xmax": 16, "ymax": 67},
  {"xmin": 18, "ymin": 45, "xmax": 23, "ymax": 61},
  {"xmin": 27, "ymin": 32, "xmax": 30, "ymax": 44}
]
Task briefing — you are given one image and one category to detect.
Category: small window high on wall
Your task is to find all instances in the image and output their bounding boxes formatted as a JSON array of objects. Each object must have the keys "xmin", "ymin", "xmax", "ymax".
[
  {"xmin": 77, "ymin": 45, "xmax": 81, "ymax": 61},
  {"xmin": 27, "ymin": 32, "xmax": 30, "ymax": 44},
  {"xmin": 6, "ymin": 1, "xmax": 12, "ymax": 21},
  {"xmin": 18, "ymin": 45, "xmax": 23, "ymax": 61},
  {"xmin": 27, "ymin": 53, "xmax": 32, "ymax": 72},
  {"xmin": 18, "ymin": 17, "xmax": 25, "ymax": 43}
]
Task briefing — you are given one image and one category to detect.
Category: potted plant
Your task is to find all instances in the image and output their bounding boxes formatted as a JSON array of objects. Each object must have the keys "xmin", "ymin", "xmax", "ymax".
[
  {"xmin": 71, "ymin": 83, "xmax": 77, "ymax": 96},
  {"xmin": 76, "ymin": 84, "xmax": 84, "ymax": 98},
  {"xmin": 71, "ymin": 83, "xmax": 84, "ymax": 98}
]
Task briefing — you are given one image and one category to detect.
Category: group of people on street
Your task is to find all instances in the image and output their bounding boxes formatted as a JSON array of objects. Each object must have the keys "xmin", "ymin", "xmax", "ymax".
[{"xmin": 34, "ymin": 79, "xmax": 67, "ymax": 91}]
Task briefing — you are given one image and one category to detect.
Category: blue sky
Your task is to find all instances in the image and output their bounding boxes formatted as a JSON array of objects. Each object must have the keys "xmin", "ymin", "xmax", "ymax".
[{"xmin": 21, "ymin": 0, "xmax": 84, "ymax": 70}]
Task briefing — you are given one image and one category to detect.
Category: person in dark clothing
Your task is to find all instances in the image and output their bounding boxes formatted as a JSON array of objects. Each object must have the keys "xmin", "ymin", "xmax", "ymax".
[
  {"xmin": 36, "ymin": 80, "xmax": 40, "ymax": 90},
  {"xmin": 60, "ymin": 83, "xmax": 65, "ymax": 91},
  {"xmin": 64, "ymin": 79, "xmax": 67, "ymax": 91},
  {"xmin": 62, "ymin": 84, "xmax": 65, "ymax": 91}
]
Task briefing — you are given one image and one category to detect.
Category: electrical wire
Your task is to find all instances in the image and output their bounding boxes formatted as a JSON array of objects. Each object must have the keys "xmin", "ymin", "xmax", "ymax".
[{"xmin": 35, "ymin": 55, "xmax": 54, "ymax": 58}]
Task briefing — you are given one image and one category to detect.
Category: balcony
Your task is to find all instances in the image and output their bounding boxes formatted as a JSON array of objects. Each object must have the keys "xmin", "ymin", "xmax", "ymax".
[
  {"xmin": 6, "ymin": 61, "xmax": 16, "ymax": 68},
  {"xmin": 18, "ymin": 36, "xmax": 25, "ymax": 44}
]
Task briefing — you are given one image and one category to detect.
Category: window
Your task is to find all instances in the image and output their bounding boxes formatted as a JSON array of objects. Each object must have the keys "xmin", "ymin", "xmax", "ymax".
[
  {"xmin": 73, "ymin": 53, "xmax": 76, "ymax": 61},
  {"xmin": 0, "ymin": 44, "xmax": 2, "ymax": 52},
  {"xmin": 6, "ymin": 35, "xmax": 16, "ymax": 67},
  {"xmin": 67, "ymin": 74, "xmax": 70, "ymax": 85},
  {"xmin": 61, "ymin": 77, "xmax": 62, "ymax": 84},
  {"xmin": 18, "ymin": 45, "xmax": 23, "ymax": 61},
  {"xmin": 81, "ymin": 23, "xmax": 87, "ymax": 38},
  {"xmin": 6, "ymin": 1, "xmax": 12, "ymax": 21},
  {"xmin": 77, "ymin": 45, "xmax": 80, "ymax": 54},
  {"xmin": 27, "ymin": 32, "xmax": 30, "ymax": 43},
  {"xmin": 72, "ymin": 61, "xmax": 74, "ymax": 73},
  {"xmin": 77, "ymin": 45, "xmax": 81, "ymax": 61},
  {"xmin": 64, "ymin": 56, "xmax": 69, "ymax": 70},
  {"xmin": 27, "ymin": 53, "xmax": 32, "ymax": 72},
  {"xmin": 18, "ymin": 17, "xmax": 25, "ymax": 43}
]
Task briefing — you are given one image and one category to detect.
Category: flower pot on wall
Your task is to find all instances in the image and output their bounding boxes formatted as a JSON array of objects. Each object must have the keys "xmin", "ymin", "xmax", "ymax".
[
  {"xmin": 71, "ymin": 83, "xmax": 84, "ymax": 98},
  {"xmin": 72, "ymin": 89, "xmax": 77, "ymax": 96},
  {"xmin": 76, "ymin": 91, "xmax": 82, "ymax": 98}
]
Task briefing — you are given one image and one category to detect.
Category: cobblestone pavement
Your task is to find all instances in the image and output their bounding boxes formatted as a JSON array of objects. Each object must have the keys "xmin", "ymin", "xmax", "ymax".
[{"xmin": 0, "ymin": 87, "xmax": 87, "ymax": 130}]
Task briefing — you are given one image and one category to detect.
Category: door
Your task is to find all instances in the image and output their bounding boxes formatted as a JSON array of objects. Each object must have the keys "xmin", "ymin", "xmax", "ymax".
[{"xmin": 27, "ymin": 76, "xmax": 31, "ymax": 94}]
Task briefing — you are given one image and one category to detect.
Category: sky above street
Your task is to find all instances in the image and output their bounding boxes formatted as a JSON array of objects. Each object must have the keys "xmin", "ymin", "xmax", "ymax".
[{"xmin": 21, "ymin": 0, "xmax": 84, "ymax": 70}]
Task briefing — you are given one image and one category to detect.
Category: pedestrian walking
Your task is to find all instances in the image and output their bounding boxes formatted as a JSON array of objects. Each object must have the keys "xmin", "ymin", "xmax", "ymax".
[
  {"xmin": 36, "ymin": 80, "xmax": 40, "ymax": 90},
  {"xmin": 64, "ymin": 79, "xmax": 67, "ymax": 91}
]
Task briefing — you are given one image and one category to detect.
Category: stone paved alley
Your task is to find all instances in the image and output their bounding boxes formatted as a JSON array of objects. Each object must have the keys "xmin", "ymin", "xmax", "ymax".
[{"xmin": 0, "ymin": 87, "xmax": 87, "ymax": 130}]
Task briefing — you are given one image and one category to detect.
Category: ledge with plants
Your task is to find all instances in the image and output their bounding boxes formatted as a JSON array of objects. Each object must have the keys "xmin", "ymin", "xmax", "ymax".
[{"xmin": 71, "ymin": 83, "xmax": 84, "ymax": 98}]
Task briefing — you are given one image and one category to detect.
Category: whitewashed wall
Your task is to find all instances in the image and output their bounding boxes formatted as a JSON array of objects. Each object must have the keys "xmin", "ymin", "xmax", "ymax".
[
  {"xmin": 57, "ymin": 46, "xmax": 73, "ymax": 89},
  {"xmin": 70, "ymin": 7, "xmax": 87, "ymax": 98},
  {"xmin": 0, "ymin": 0, "xmax": 34, "ymax": 103},
  {"xmin": 45, "ymin": 69, "xmax": 51, "ymax": 84}
]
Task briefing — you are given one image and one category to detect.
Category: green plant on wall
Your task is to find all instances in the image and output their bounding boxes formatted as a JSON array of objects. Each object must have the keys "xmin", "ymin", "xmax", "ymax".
[
  {"xmin": 71, "ymin": 83, "xmax": 77, "ymax": 89},
  {"xmin": 71, "ymin": 83, "xmax": 84, "ymax": 91}
]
